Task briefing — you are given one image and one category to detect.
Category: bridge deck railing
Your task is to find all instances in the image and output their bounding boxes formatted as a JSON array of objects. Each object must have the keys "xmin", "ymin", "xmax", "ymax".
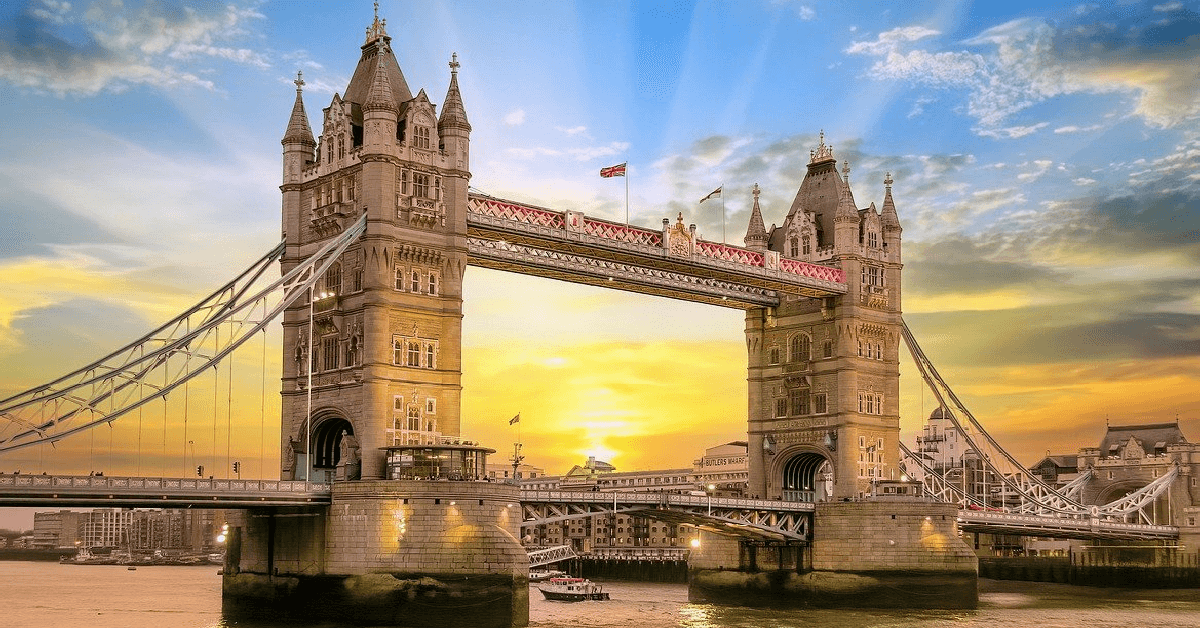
[{"xmin": 0, "ymin": 473, "xmax": 331, "ymax": 496}]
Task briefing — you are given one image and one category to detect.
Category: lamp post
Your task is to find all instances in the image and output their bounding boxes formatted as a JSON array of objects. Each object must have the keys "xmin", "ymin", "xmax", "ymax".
[{"xmin": 706, "ymin": 483, "xmax": 716, "ymax": 516}]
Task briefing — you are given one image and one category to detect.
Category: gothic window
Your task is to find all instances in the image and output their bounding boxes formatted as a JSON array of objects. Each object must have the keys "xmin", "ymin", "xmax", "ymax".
[
  {"xmin": 400, "ymin": 170, "xmax": 409, "ymax": 195},
  {"xmin": 407, "ymin": 341, "xmax": 420, "ymax": 367},
  {"xmin": 426, "ymin": 398, "xmax": 437, "ymax": 415},
  {"xmin": 802, "ymin": 237, "xmax": 812, "ymax": 255},
  {"xmin": 868, "ymin": 231, "xmax": 878, "ymax": 248},
  {"xmin": 428, "ymin": 272, "xmax": 438, "ymax": 296},
  {"xmin": 789, "ymin": 237, "xmax": 799, "ymax": 257},
  {"xmin": 338, "ymin": 134, "xmax": 345, "ymax": 159},
  {"xmin": 768, "ymin": 346, "xmax": 780, "ymax": 365},
  {"xmin": 347, "ymin": 175, "xmax": 355, "ymax": 200},
  {"xmin": 775, "ymin": 398, "xmax": 787, "ymax": 418},
  {"xmin": 335, "ymin": 179, "xmax": 343, "ymax": 203},
  {"xmin": 789, "ymin": 389, "xmax": 810, "ymax": 416},
  {"xmin": 413, "ymin": 173, "xmax": 431, "ymax": 198},
  {"xmin": 407, "ymin": 404, "xmax": 421, "ymax": 431},
  {"xmin": 415, "ymin": 125, "xmax": 431, "ymax": 150},
  {"xmin": 322, "ymin": 336, "xmax": 339, "ymax": 371},
  {"xmin": 823, "ymin": 340, "xmax": 833, "ymax": 358},
  {"xmin": 324, "ymin": 264, "xmax": 341, "ymax": 296},
  {"xmin": 353, "ymin": 267, "xmax": 363, "ymax": 292},
  {"xmin": 874, "ymin": 343, "xmax": 882, "ymax": 359},
  {"xmin": 814, "ymin": 394, "xmax": 827, "ymax": 414},
  {"xmin": 424, "ymin": 343, "xmax": 436, "ymax": 369},
  {"xmin": 410, "ymin": 270, "xmax": 421, "ymax": 293},
  {"xmin": 326, "ymin": 141, "xmax": 333, "ymax": 163},
  {"xmin": 394, "ymin": 265, "xmax": 405, "ymax": 291},
  {"xmin": 790, "ymin": 334, "xmax": 811, "ymax": 362}
]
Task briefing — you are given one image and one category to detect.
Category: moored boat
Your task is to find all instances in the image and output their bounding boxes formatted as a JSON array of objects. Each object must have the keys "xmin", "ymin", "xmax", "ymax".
[
  {"xmin": 529, "ymin": 569, "xmax": 568, "ymax": 582},
  {"xmin": 537, "ymin": 577, "xmax": 610, "ymax": 601}
]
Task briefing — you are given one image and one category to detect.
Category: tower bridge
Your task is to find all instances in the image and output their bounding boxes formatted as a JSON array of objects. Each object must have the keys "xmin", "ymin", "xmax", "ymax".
[{"xmin": 1, "ymin": 8, "xmax": 1196, "ymax": 624}]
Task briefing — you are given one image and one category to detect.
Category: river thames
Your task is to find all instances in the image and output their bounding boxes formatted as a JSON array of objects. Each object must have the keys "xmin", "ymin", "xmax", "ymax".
[{"xmin": 3, "ymin": 561, "xmax": 1199, "ymax": 627}]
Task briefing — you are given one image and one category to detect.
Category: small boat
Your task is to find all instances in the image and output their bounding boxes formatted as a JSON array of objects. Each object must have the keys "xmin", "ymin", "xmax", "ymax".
[
  {"xmin": 537, "ymin": 577, "xmax": 610, "ymax": 602},
  {"xmin": 529, "ymin": 569, "xmax": 568, "ymax": 583},
  {"xmin": 127, "ymin": 566, "xmax": 137, "ymax": 571}
]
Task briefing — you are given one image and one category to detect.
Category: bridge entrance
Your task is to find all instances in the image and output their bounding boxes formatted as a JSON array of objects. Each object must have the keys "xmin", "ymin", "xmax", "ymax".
[
  {"xmin": 309, "ymin": 414, "xmax": 356, "ymax": 482},
  {"xmin": 780, "ymin": 451, "xmax": 833, "ymax": 502}
]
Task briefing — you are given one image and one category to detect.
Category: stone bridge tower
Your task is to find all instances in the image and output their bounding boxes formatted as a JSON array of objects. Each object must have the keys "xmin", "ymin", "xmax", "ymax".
[
  {"xmin": 279, "ymin": 15, "xmax": 471, "ymax": 481},
  {"xmin": 744, "ymin": 134, "xmax": 903, "ymax": 501}
]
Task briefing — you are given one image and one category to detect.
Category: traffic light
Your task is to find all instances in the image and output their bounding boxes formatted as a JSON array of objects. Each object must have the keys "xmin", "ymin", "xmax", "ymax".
[
  {"xmin": 232, "ymin": 461, "xmax": 240, "ymax": 473},
  {"xmin": 196, "ymin": 465, "xmax": 204, "ymax": 477}
]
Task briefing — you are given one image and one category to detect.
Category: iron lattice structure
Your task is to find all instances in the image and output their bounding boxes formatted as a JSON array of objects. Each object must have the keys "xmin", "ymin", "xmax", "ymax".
[
  {"xmin": 520, "ymin": 491, "xmax": 812, "ymax": 541},
  {"xmin": 899, "ymin": 319, "xmax": 1178, "ymax": 526},
  {"xmin": 0, "ymin": 216, "xmax": 367, "ymax": 454}
]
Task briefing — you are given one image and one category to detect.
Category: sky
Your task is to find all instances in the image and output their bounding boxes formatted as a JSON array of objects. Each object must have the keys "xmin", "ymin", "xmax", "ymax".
[{"xmin": 0, "ymin": 0, "xmax": 1198, "ymax": 530}]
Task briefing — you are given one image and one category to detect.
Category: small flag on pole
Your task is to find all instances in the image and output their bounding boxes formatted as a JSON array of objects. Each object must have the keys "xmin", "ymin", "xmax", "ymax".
[
  {"xmin": 509, "ymin": 414, "xmax": 521, "ymax": 425},
  {"xmin": 600, "ymin": 163, "xmax": 627, "ymax": 178},
  {"xmin": 699, "ymin": 186, "xmax": 722, "ymax": 203}
]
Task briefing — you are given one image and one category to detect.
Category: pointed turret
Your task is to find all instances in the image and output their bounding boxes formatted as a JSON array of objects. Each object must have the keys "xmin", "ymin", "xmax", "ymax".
[
  {"xmin": 362, "ymin": 52, "xmax": 399, "ymax": 154},
  {"xmin": 744, "ymin": 183, "xmax": 769, "ymax": 252},
  {"xmin": 363, "ymin": 50, "xmax": 398, "ymax": 114},
  {"xmin": 438, "ymin": 53, "xmax": 471, "ymax": 172},
  {"xmin": 438, "ymin": 53, "xmax": 471, "ymax": 133},
  {"xmin": 343, "ymin": 9, "xmax": 412, "ymax": 126},
  {"xmin": 833, "ymin": 169, "xmax": 861, "ymax": 254},
  {"xmin": 881, "ymin": 172, "xmax": 902, "ymax": 261},
  {"xmin": 283, "ymin": 71, "xmax": 316, "ymax": 147}
]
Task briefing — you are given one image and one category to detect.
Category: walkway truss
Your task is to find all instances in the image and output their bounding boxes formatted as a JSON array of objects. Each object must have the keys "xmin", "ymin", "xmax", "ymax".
[
  {"xmin": 0, "ymin": 216, "xmax": 367, "ymax": 454},
  {"xmin": 898, "ymin": 319, "xmax": 1179, "ymax": 540},
  {"xmin": 520, "ymin": 491, "xmax": 813, "ymax": 542}
]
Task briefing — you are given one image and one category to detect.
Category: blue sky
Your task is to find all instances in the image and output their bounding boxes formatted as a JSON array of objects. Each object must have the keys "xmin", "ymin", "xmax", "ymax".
[{"xmin": 0, "ymin": 0, "xmax": 1198, "ymax": 528}]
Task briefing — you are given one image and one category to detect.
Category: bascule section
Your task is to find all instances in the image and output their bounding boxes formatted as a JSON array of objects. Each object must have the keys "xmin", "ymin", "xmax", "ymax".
[
  {"xmin": 745, "ymin": 134, "xmax": 904, "ymax": 502},
  {"xmin": 279, "ymin": 15, "xmax": 471, "ymax": 483}
]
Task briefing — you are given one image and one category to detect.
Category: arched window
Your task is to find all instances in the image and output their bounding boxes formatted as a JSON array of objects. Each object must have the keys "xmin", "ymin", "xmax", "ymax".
[
  {"xmin": 789, "ymin": 237, "xmax": 799, "ymax": 257},
  {"xmin": 407, "ymin": 404, "xmax": 421, "ymax": 431},
  {"xmin": 768, "ymin": 346, "xmax": 780, "ymax": 364},
  {"xmin": 790, "ymin": 335, "xmax": 811, "ymax": 362},
  {"xmin": 324, "ymin": 263, "xmax": 341, "ymax": 297}
]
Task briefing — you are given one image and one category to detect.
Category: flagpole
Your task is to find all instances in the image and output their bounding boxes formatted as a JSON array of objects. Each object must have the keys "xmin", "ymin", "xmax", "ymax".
[
  {"xmin": 625, "ymin": 165, "xmax": 630, "ymax": 224},
  {"xmin": 721, "ymin": 184, "xmax": 726, "ymax": 244}
]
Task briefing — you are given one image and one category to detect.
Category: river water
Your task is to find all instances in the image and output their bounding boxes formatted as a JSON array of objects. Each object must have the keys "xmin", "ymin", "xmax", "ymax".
[{"xmin": 2, "ymin": 561, "xmax": 1198, "ymax": 628}]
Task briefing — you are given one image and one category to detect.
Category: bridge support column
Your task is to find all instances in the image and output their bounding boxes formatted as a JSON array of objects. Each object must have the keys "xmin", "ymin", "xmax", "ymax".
[
  {"xmin": 689, "ymin": 499, "xmax": 977, "ymax": 609},
  {"xmin": 223, "ymin": 480, "xmax": 528, "ymax": 627}
]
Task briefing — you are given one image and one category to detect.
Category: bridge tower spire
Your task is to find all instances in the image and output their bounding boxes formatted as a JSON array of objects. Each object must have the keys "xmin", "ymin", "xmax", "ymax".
[
  {"xmin": 745, "ymin": 132, "xmax": 903, "ymax": 502},
  {"xmin": 743, "ymin": 183, "xmax": 769, "ymax": 252}
]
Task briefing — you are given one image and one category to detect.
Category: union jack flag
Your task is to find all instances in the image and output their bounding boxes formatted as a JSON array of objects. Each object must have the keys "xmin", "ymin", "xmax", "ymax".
[{"xmin": 600, "ymin": 163, "xmax": 627, "ymax": 178}]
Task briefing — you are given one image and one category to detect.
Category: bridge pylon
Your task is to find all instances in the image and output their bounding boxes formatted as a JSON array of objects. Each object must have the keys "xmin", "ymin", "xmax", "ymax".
[{"xmin": 746, "ymin": 139, "xmax": 904, "ymax": 502}]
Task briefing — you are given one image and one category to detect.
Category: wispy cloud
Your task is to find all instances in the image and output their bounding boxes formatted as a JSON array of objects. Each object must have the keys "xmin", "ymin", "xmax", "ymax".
[
  {"xmin": 845, "ymin": 9, "xmax": 1200, "ymax": 132},
  {"xmin": 0, "ymin": 1, "xmax": 268, "ymax": 95}
]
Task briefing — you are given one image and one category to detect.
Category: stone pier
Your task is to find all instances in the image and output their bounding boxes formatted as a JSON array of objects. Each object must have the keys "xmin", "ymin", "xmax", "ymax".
[
  {"xmin": 223, "ymin": 480, "xmax": 528, "ymax": 627},
  {"xmin": 689, "ymin": 495, "xmax": 978, "ymax": 609}
]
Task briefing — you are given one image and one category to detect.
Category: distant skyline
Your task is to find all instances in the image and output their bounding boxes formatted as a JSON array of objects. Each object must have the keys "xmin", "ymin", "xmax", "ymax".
[{"xmin": 1, "ymin": 1, "xmax": 1198, "ymax": 529}]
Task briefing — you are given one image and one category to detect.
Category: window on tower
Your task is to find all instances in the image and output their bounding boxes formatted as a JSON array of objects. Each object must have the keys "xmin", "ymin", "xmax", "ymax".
[
  {"xmin": 413, "ymin": 173, "xmax": 431, "ymax": 198},
  {"xmin": 415, "ymin": 126, "xmax": 431, "ymax": 150},
  {"xmin": 789, "ymin": 237, "xmax": 799, "ymax": 257},
  {"xmin": 410, "ymin": 270, "xmax": 420, "ymax": 292}
]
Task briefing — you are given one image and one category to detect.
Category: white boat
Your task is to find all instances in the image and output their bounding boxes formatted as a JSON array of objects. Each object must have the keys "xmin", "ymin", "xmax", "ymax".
[
  {"xmin": 537, "ymin": 577, "xmax": 610, "ymax": 602},
  {"xmin": 529, "ymin": 568, "xmax": 568, "ymax": 582}
]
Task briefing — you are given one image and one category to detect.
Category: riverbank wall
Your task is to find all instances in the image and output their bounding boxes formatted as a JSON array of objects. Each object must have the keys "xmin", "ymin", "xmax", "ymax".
[{"xmin": 980, "ymin": 551, "xmax": 1200, "ymax": 588}]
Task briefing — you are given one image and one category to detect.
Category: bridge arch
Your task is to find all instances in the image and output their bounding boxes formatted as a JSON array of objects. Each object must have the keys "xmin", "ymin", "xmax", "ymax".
[
  {"xmin": 774, "ymin": 447, "xmax": 833, "ymax": 502},
  {"xmin": 310, "ymin": 411, "xmax": 355, "ymax": 472}
]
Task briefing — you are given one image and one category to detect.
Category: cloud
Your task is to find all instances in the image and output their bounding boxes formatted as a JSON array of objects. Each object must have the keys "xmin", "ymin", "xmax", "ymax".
[
  {"xmin": 1073, "ymin": 177, "xmax": 1097, "ymax": 186},
  {"xmin": 558, "ymin": 125, "xmax": 588, "ymax": 136},
  {"xmin": 503, "ymin": 108, "xmax": 526, "ymax": 126},
  {"xmin": 1054, "ymin": 124, "xmax": 1103, "ymax": 134},
  {"xmin": 976, "ymin": 123, "xmax": 1049, "ymax": 139},
  {"xmin": 0, "ymin": 1, "xmax": 268, "ymax": 95},
  {"xmin": 845, "ymin": 9, "xmax": 1200, "ymax": 132},
  {"xmin": 505, "ymin": 141, "xmax": 630, "ymax": 162},
  {"xmin": 1017, "ymin": 159, "xmax": 1055, "ymax": 181},
  {"xmin": 1153, "ymin": 1, "xmax": 1183, "ymax": 11}
]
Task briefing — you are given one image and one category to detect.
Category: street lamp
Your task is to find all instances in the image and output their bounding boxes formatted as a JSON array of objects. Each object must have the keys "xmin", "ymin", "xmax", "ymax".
[{"xmin": 706, "ymin": 483, "xmax": 716, "ymax": 516}]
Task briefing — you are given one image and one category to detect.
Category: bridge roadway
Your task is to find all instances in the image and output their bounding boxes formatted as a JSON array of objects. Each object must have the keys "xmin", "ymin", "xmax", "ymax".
[{"xmin": 0, "ymin": 474, "xmax": 1179, "ymax": 541}]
